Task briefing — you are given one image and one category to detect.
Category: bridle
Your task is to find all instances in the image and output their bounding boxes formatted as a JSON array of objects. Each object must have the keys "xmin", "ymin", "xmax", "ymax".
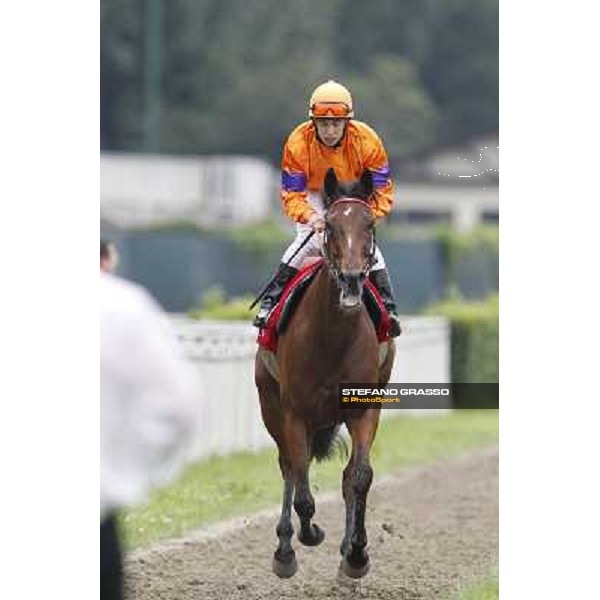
[{"xmin": 322, "ymin": 198, "xmax": 377, "ymax": 285}]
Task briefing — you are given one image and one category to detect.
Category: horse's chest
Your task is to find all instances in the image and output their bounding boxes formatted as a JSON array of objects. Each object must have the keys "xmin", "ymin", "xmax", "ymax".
[
  {"xmin": 289, "ymin": 382, "xmax": 341, "ymax": 424},
  {"xmin": 295, "ymin": 348, "xmax": 377, "ymax": 382}
]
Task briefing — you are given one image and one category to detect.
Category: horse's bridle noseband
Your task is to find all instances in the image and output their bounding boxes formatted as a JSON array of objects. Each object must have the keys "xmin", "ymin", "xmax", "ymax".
[{"xmin": 322, "ymin": 198, "xmax": 377, "ymax": 284}]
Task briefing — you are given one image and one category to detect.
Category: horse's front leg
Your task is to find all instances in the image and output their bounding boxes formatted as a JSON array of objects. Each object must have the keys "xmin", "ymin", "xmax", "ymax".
[
  {"xmin": 345, "ymin": 453, "xmax": 373, "ymax": 576},
  {"xmin": 272, "ymin": 453, "xmax": 297, "ymax": 578},
  {"xmin": 340, "ymin": 409, "xmax": 380, "ymax": 579},
  {"xmin": 288, "ymin": 417, "xmax": 325, "ymax": 547},
  {"xmin": 340, "ymin": 453, "xmax": 355, "ymax": 557},
  {"xmin": 295, "ymin": 475, "xmax": 325, "ymax": 547}
]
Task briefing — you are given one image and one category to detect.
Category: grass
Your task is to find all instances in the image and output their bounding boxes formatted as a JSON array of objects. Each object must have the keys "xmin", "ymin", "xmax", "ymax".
[
  {"xmin": 451, "ymin": 571, "xmax": 499, "ymax": 600},
  {"xmin": 121, "ymin": 409, "xmax": 498, "ymax": 550}
]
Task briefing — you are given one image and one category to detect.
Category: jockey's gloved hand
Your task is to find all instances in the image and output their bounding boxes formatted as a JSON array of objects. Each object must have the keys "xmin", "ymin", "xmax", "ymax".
[{"xmin": 308, "ymin": 214, "xmax": 326, "ymax": 233}]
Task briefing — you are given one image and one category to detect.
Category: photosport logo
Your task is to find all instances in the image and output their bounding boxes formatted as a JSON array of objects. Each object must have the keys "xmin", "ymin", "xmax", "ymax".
[{"xmin": 338, "ymin": 384, "xmax": 499, "ymax": 410}]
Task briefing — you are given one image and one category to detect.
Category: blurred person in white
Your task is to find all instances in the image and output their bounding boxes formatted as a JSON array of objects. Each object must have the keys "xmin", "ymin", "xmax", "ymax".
[
  {"xmin": 101, "ymin": 239, "xmax": 119, "ymax": 273},
  {"xmin": 100, "ymin": 271, "xmax": 200, "ymax": 600}
]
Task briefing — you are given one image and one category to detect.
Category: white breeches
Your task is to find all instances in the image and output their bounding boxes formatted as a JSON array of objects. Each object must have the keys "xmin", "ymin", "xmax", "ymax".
[{"xmin": 281, "ymin": 192, "xmax": 386, "ymax": 270}]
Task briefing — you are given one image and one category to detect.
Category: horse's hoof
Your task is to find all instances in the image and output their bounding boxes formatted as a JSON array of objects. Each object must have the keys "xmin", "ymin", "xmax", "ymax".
[
  {"xmin": 272, "ymin": 553, "xmax": 298, "ymax": 579},
  {"xmin": 297, "ymin": 523, "xmax": 325, "ymax": 547},
  {"xmin": 339, "ymin": 556, "xmax": 370, "ymax": 579}
]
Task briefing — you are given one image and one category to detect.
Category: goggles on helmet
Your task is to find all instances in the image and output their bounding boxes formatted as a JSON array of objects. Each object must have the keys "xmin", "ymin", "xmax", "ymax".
[{"xmin": 310, "ymin": 102, "xmax": 352, "ymax": 118}]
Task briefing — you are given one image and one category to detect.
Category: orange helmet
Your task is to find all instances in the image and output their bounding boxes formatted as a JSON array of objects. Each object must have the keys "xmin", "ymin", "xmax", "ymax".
[{"xmin": 308, "ymin": 80, "xmax": 354, "ymax": 119}]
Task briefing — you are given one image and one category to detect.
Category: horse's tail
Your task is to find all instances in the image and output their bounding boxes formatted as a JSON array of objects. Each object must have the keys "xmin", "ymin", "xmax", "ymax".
[{"xmin": 311, "ymin": 424, "xmax": 349, "ymax": 463}]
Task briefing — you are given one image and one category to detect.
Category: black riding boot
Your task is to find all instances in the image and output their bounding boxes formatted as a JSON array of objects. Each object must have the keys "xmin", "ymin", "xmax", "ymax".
[
  {"xmin": 369, "ymin": 268, "xmax": 402, "ymax": 337},
  {"xmin": 253, "ymin": 263, "xmax": 299, "ymax": 329}
]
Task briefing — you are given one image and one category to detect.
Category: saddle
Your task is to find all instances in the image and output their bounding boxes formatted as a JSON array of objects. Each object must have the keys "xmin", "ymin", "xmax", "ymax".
[{"xmin": 256, "ymin": 258, "xmax": 392, "ymax": 353}]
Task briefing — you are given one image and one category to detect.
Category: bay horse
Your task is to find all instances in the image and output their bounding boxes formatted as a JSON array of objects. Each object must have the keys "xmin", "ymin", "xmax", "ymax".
[{"xmin": 255, "ymin": 167, "xmax": 396, "ymax": 579}]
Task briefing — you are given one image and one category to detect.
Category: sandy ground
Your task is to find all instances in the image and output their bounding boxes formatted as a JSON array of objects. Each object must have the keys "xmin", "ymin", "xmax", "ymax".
[{"xmin": 125, "ymin": 447, "xmax": 498, "ymax": 599}]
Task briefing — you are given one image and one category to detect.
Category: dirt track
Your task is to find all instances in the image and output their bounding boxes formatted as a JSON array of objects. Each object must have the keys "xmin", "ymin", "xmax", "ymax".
[{"xmin": 125, "ymin": 448, "xmax": 498, "ymax": 599}]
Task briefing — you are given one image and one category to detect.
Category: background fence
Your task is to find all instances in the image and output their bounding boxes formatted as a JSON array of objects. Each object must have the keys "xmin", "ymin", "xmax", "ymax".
[{"xmin": 102, "ymin": 228, "xmax": 498, "ymax": 314}]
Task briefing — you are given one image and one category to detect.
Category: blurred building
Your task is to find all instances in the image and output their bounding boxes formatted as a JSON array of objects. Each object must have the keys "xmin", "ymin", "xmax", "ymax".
[
  {"xmin": 101, "ymin": 153, "xmax": 278, "ymax": 228},
  {"xmin": 394, "ymin": 134, "xmax": 499, "ymax": 231}
]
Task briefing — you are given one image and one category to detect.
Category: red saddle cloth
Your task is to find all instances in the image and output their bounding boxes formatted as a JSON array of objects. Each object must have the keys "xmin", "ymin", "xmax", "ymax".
[{"xmin": 257, "ymin": 259, "xmax": 391, "ymax": 352}]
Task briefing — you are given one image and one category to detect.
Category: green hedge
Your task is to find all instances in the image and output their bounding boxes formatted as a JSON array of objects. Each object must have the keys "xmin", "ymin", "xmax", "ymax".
[
  {"xmin": 188, "ymin": 286, "xmax": 256, "ymax": 321},
  {"xmin": 426, "ymin": 294, "xmax": 499, "ymax": 384},
  {"xmin": 435, "ymin": 226, "xmax": 499, "ymax": 295}
]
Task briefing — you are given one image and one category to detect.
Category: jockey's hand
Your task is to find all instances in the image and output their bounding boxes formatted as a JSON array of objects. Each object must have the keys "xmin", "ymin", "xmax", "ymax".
[{"xmin": 309, "ymin": 215, "xmax": 326, "ymax": 233}]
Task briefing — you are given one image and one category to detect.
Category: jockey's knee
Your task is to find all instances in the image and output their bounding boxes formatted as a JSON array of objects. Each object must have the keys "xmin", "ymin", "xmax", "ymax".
[{"xmin": 371, "ymin": 248, "xmax": 386, "ymax": 270}]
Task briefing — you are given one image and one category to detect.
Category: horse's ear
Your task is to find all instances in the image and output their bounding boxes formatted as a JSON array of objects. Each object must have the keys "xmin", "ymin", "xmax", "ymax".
[
  {"xmin": 360, "ymin": 169, "xmax": 374, "ymax": 200},
  {"xmin": 323, "ymin": 168, "xmax": 339, "ymax": 207}
]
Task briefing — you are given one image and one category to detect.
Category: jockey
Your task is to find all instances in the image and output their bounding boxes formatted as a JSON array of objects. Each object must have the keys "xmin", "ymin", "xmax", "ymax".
[{"xmin": 253, "ymin": 79, "xmax": 402, "ymax": 337}]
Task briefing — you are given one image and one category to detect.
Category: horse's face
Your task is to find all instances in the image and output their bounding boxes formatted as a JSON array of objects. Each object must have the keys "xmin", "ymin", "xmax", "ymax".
[{"xmin": 322, "ymin": 168, "xmax": 376, "ymax": 309}]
